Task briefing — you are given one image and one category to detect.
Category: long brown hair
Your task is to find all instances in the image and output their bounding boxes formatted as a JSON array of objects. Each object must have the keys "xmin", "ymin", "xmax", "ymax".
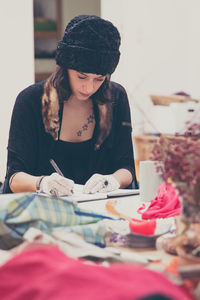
[{"xmin": 46, "ymin": 66, "xmax": 112, "ymax": 105}]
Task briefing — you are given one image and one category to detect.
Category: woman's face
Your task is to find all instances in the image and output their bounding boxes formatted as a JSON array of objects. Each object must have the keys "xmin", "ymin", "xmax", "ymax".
[{"xmin": 68, "ymin": 69, "xmax": 106, "ymax": 101}]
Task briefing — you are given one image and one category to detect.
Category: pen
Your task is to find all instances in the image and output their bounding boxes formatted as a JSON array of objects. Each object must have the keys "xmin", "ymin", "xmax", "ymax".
[
  {"xmin": 49, "ymin": 159, "xmax": 64, "ymax": 177},
  {"xmin": 49, "ymin": 159, "xmax": 74, "ymax": 194}
]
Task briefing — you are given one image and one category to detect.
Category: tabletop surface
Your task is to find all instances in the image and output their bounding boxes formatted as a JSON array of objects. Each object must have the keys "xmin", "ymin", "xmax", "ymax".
[
  {"xmin": 78, "ymin": 195, "xmax": 174, "ymax": 266},
  {"xmin": 78, "ymin": 194, "xmax": 144, "ymax": 219}
]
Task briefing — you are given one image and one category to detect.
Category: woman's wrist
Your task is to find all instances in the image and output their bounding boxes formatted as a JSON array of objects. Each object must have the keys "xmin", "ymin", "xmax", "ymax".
[{"xmin": 36, "ymin": 176, "xmax": 46, "ymax": 193}]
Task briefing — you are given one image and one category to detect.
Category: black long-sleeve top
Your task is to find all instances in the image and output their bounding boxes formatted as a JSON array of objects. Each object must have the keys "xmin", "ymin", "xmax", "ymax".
[{"xmin": 3, "ymin": 80, "xmax": 138, "ymax": 193}]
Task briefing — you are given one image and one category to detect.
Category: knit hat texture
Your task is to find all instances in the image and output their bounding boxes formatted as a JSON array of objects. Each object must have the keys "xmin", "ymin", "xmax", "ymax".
[{"xmin": 56, "ymin": 15, "xmax": 121, "ymax": 75}]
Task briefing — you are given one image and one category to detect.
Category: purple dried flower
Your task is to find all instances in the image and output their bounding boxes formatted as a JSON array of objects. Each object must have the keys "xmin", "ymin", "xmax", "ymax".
[
  {"xmin": 151, "ymin": 123, "xmax": 200, "ymax": 204},
  {"xmin": 109, "ymin": 233, "xmax": 128, "ymax": 246}
]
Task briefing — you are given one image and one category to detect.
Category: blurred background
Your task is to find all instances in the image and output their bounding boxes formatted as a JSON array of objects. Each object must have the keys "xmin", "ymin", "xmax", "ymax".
[{"xmin": 0, "ymin": 0, "xmax": 200, "ymax": 179}]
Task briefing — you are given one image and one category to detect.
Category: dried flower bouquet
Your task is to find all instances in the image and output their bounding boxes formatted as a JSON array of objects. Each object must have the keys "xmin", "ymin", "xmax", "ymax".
[{"xmin": 152, "ymin": 123, "xmax": 200, "ymax": 207}]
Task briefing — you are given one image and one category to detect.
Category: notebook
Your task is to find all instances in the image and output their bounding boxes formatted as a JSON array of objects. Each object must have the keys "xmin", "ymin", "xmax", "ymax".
[{"xmin": 66, "ymin": 184, "xmax": 140, "ymax": 203}]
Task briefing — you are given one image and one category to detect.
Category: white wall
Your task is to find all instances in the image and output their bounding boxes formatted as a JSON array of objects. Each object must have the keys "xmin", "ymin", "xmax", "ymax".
[
  {"xmin": 62, "ymin": 0, "xmax": 100, "ymax": 31},
  {"xmin": 101, "ymin": 0, "xmax": 200, "ymax": 135},
  {"xmin": 0, "ymin": 0, "xmax": 34, "ymax": 178}
]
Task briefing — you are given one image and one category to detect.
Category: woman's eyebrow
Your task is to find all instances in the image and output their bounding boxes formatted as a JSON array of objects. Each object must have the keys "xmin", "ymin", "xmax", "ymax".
[{"xmin": 78, "ymin": 72, "xmax": 105, "ymax": 78}]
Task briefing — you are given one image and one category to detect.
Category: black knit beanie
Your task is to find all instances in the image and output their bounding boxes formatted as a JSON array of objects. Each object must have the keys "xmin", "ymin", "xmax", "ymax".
[{"xmin": 56, "ymin": 15, "xmax": 121, "ymax": 75}]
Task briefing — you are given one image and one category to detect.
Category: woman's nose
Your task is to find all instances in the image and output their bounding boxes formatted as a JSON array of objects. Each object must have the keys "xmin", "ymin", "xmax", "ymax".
[{"xmin": 83, "ymin": 80, "xmax": 94, "ymax": 94}]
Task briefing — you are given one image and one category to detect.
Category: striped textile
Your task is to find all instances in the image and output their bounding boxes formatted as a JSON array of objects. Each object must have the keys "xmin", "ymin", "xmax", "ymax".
[{"xmin": 0, "ymin": 193, "xmax": 115, "ymax": 250}]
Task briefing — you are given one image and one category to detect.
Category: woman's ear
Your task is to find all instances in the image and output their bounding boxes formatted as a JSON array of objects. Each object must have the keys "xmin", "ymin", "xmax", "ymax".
[{"xmin": 106, "ymin": 74, "xmax": 111, "ymax": 81}]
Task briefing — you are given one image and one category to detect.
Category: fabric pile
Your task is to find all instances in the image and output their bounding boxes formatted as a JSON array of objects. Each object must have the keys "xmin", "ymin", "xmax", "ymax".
[
  {"xmin": 0, "ymin": 188, "xmax": 194, "ymax": 299},
  {"xmin": 0, "ymin": 192, "xmax": 112, "ymax": 250},
  {"xmin": 0, "ymin": 245, "xmax": 193, "ymax": 300}
]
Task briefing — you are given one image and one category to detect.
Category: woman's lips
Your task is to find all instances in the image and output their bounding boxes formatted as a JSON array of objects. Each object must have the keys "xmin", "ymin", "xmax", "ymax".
[{"xmin": 79, "ymin": 92, "xmax": 91, "ymax": 98}]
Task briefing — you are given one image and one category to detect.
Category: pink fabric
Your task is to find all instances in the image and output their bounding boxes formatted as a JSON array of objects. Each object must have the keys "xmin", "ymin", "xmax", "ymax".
[
  {"xmin": 0, "ymin": 245, "xmax": 193, "ymax": 300},
  {"xmin": 141, "ymin": 182, "xmax": 182, "ymax": 219}
]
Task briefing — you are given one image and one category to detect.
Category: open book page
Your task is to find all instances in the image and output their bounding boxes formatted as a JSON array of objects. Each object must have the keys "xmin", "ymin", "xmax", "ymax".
[{"xmin": 66, "ymin": 184, "xmax": 139, "ymax": 203}]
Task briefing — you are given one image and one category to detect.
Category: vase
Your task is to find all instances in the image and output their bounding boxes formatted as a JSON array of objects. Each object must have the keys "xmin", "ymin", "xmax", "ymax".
[
  {"xmin": 174, "ymin": 182, "xmax": 200, "ymax": 234},
  {"xmin": 181, "ymin": 200, "xmax": 200, "ymax": 225}
]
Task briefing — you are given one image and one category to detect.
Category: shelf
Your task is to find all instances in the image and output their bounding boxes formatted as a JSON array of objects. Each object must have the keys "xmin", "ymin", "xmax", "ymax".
[
  {"xmin": 35, "ymin": 55, "xmax": 55, "ymax": 59},
  {"xmin": 34, "ymin": 0, "xmax": 62, "ymax": 82},
  {"xmin": 34, "ymin": 31, "xmax": 58, "ymax": 39},
  {"xmin": 35, "ymin": 72, "xmax": 51, "ymax": 82}
]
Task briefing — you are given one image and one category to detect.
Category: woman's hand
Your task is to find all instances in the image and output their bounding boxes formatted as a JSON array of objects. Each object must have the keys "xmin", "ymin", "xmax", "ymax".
[
  {"xmin": 38, "ymin": 173, "xmax": 74, "ymax": 196},
  {"xmin": 83, "ymin": 174, "xmax": 120, "ymax": 194}
]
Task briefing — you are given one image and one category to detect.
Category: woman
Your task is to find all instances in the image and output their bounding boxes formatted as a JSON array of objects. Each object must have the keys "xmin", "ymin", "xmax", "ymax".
[{"xmin": 3, "ymin": 15, "xmax": 138, "ymax": 196}]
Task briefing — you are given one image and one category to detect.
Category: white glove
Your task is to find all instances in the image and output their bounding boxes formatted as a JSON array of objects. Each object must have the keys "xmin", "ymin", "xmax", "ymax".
[
  {"xmin": 83, "ymin": 174, "xmax": 120, "ymax": 194},
  {"xmin": 38, "ymin": 173, "xmax": 74, "ymax": 197}
]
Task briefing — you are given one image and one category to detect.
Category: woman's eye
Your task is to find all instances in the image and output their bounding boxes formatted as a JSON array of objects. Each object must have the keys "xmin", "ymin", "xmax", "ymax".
[
  {"xmin": 78, "ymin": 76, "xmax": 86, "ymax": 80},
  {"xmin": 96, "ymin": 78, "xmax": 104, "ymax": 82}
]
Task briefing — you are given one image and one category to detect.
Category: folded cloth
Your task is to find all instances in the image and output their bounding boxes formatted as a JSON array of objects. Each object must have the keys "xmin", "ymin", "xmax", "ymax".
[
  {"xmin": 0, "ymin": 193, "xmax": 115, "ymax": 250},
  {"xmin": 141, "ymin": 183, "xmax": 182, "ymax": 219},
  {"xmin": 0, "ymin": 245, "xmax": 193, "ymax": 300}
]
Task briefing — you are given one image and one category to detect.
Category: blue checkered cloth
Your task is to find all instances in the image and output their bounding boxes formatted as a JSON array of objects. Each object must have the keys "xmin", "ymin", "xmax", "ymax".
[{"xmin": 0, "ymin": 193, "xmax": 115, "ymax": 250}]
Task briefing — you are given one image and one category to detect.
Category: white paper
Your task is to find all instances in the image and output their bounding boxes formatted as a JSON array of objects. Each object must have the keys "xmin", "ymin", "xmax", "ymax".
[
  {"xmin": 108, "ymin": 189, "xmax": 139, "ymax": 198},
  {"xmin": 66, "ymin": 184, "xmax": 139, "ymax": 203}
]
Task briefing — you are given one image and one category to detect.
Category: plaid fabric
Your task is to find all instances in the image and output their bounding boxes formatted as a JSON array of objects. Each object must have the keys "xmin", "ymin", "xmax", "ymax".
[{"xmin": 0, "ymin": 193, "xmax": 115, "ymax": 250}]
